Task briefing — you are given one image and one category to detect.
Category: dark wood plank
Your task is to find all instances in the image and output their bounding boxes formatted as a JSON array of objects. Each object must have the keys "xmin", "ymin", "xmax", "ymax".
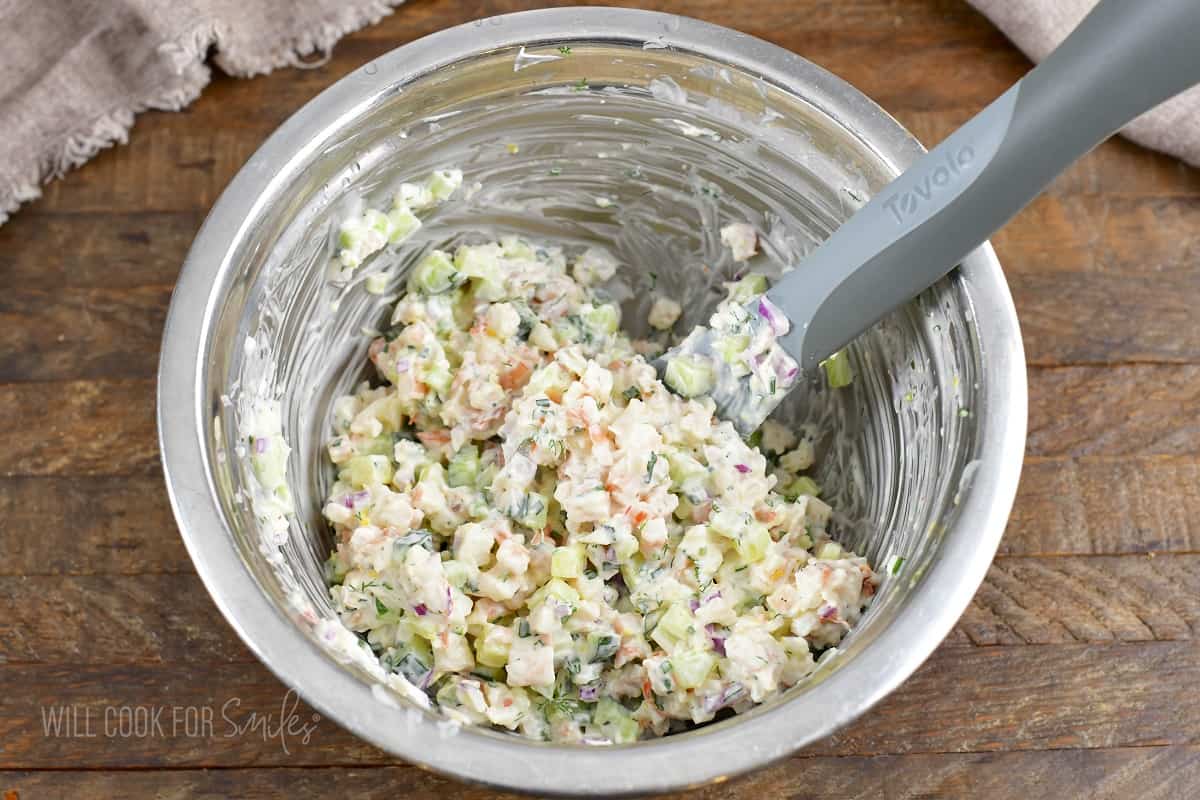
[
  {"xmin": 4, "ymin": 746, "xmax": 1200, "ymax": 799},
  {"xmin": 1, "ymin": 640, "xmax": 1196, "ymax": 767},
  {"xmin": 961, "ymin": 555, "xmax": 1198, "ymax": 645},
  {"xmin": 1027, "ymin": 365, "xmax": 1200, "ymax": 458},
  {"xmin": 0, "ymin": 380, "xmax": 158, "ymax": 477},
  {"xmin": 0, "ymin": 475, "xmax": 189, "ymax": 576},
  {"xmin": 0, "ymin": 575, "xmax": 249, "ymax": 665},
  {"xmin": 1004, "ymin": 456, "xmax": 1200, "ymax": 556},
  {"xmin": 0, "ymin": 211, "xmax": 198, "ymax": 288},
  {"xmin": 0, "ymin": 287, "xmax": 169, "ymax": 382}
]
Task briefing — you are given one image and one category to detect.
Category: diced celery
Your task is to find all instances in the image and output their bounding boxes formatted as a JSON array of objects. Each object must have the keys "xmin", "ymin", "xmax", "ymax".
[
  {"xmin": 734, "ymin": 522, "xmax": 772, "ymax": 563},
  {"xmin": 409, "ymin": 250, "xmax": 459, "ymax": 294},
  {"xmin": 656, "ymin": 603, "xmax": 694, "ymax": 640},
  {"xmin": 341, "ymin": 454, "xmax": 393, "ymax": 487},
  {"xmin": 551, "ymin": 546, "xmax": 585, "ymax": 579},
  {"xmin": 728, "ymin": 273, "xmax": 769, "ymax": 303},
  {"xmin": 593, "ymin": 698, "xmax": 639, "ymax": 743},
  {"xmin": 671, "ymin": 650, "xmax": 717, "ymax": 690},
  {"xmin": 822, "ymin": 350, "xmax": 854, "ymax": 388},
  {"xmin": 475, "ymin": 625, "xmax": 512, "ymax": 668},
  {"xmin": 783, "ymin": 476, "xmax": 822, "ymax": 500},
  {"xmin": 715, "ymin": 334, "xmax": 750, "ymax": 364},
  {"xmin": 817, "ymin": 541, "xmax": 844, "ymax": 560},
  {"xmin": 386, "ymin": 204, "xmax": 421, "ymax": 243},
  {"xmin": 446, "ymin": 445, "xmax": 479, "ymax": 488},
  {"xmin": 664, "ymin": 355, "xmax": 714, "ymax": 398}
]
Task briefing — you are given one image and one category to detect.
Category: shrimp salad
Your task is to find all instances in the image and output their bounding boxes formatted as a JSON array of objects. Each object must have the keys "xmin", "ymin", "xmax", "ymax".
[{"xmin": 319, "ymin": 180, "xmax": 876, "ymax": 744}]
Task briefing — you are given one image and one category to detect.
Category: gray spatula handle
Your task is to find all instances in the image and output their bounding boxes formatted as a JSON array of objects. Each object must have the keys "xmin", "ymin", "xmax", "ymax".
[{"xmin": 769, "ymin": 0, "xmax": 1200, "ymax": 370}]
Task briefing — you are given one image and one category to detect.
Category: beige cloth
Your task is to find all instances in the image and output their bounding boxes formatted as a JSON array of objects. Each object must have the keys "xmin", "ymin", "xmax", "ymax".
[
  {"xmin": 967, "ymin": 0, "xmax": 1200, "ymax": 167},
  {"xmin": 0, "ymin": 0, "xmax": 404, "ymax": 224}
]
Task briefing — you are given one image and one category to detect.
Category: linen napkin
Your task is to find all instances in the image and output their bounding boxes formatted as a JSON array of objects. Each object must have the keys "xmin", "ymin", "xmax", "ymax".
[
  {"xmin": 0, "ymin": 0, "xmax": 404, "ymax": 224},
  {"xmin": 967, "ymin": 0, "xmax": 1200, "ymax": 167}
]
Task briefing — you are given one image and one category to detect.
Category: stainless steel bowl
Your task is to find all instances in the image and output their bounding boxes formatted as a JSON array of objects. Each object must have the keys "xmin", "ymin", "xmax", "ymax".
[{"xmin": 159, "ymin": 8, "xmax": 1026, "ymax": 795}]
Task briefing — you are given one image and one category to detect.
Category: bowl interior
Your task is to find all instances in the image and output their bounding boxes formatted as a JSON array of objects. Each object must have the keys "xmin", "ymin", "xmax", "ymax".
[{"xmin": 177, "ymin": 19, "xmax": 1013, "ymax": 793}]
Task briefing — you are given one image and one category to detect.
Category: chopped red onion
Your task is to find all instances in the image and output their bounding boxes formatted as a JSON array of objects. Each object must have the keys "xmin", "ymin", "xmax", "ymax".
[
  {"xmin": 734, "ymin": 463, "xmax": 750, "ymax": 474},
  {"xmin": 395, "ymin": 358, "xmax": 411, "ymax": 374},
  {"xmin": 445, "ymin": 586, "xmax": 453, "ymax": 615},
  {"xmin": 348, "ymin": 489, "xmax": 370, "ymax": 508},
  {"xmin": 819, "ymin": 604, "xmax": 838, "ymax": 622},
  {"xmin": 757, "ymin": 296, "xmax": 789, "ymax": 336},
  {"xmin": 705, "ymin": 623, "xmax": 726, "ymax": 656},
  {"xmin": 579, "ymin": 685, "xmax": 600, "ymax": 702},
  {"xmin": 688, "ymin": 598, "xmax": 700, "ymax": 612},
  {"xmin": 254, "ymin": 436, "xmax": 269, "ymax": 454},
  {"xmin": 413, "ymin": 603, "xmax": 428, "ymax": 616}
]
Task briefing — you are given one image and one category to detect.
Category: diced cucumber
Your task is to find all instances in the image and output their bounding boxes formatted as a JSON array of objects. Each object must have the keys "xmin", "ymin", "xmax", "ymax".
[
  {"xmin": 709, "ymin": 507, "xmax": 747, "ymax": 539},
  {"xmin": 667, "ymin": 449, "xmax": 707, "ymax": 486},
  {"xmin": 656, "ymin": 603, "xmax": 694, "ymax": 640},
  {"xmin": 423, "ymin": 363, "xmax": 453, "ymax": 396},
  {"xmin": 474, "ymin": 625, "xmax": 513, "ymax": 668},
  {"xmin": 447, "ymin": 445, "xmax": 479, "ymax": 488},
  {"xmin": 386, "ymin": 204, "xmax": 421, "ymax": 243},
  {"xmin": 715, "ymin": 334, "xmax": 750, "ymax": 364},
  {"xmin": 727, "ymin": 273, "xmax": 768, "ymax": 304},
  {"xmin": 817, "ymin": 541, "xmax": 844, "ymax": 560},
  {"xmin": 670, "ymin": 650, "xmax": 716, "ymax": 690},
  {"xmin": 664, "ymin": 354, "xmax": 714, "ymax": 398},
  {"xmin": 410, "ymin": 250, "xmax": 459, "ymax": 295},
  {"xmin": 531, "ymin": 578, "xmax": 580, "ymax": 608},
  {"xmin": 734, "ymin": 522, "xmax": 772, "ymax": 563},
  {"xmin": 426, "ymin": 169, "xmax": 463, "ymax": 201},
  {"xmin": 583, "ymin": 303, "xmax": 620, "ymax": 336},
  {"xmin": 508, "ymin": 491, "xmax": 549, "ymax": 531},
  {"xmin": 783, "ymin": 476, "xmax": 821, "ymax": 500},
  {"xmin": 592, "ymin": 698, "xmax": 639, "ymax": 743},
  {"xmin": 551, "ymin": 546, "xmax": 585, "ymax": 579},
  {"xmin": 340, "ymin": 454, "xmax": 393, "ymax": 487},
  {"xmin": 442, "ymin": 559, "xmax": 474, "ymax": 589}
]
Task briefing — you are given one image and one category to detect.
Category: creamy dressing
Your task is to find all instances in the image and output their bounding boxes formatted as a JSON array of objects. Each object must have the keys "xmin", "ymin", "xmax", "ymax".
[{"xmin": 317, "ymin": 198, "xmax": 875, "ymax": 742}]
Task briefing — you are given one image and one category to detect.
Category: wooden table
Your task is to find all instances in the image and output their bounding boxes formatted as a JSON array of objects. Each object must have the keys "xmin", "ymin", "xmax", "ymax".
[{"xmin": 2, "ymin": 0, "xmax": 1198, "ymax": 796}]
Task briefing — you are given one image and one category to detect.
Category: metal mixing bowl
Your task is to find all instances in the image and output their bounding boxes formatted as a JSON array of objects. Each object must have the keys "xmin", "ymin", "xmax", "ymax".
[{"xmin": 158, "ymin": 8, "xmax": 1026, "ymax": 795}]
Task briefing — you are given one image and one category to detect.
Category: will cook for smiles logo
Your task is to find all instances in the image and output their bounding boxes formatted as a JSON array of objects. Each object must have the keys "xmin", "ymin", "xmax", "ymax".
[{"xmin": 38, "ymin": 689, "xmax": 321, "ymax": 755}]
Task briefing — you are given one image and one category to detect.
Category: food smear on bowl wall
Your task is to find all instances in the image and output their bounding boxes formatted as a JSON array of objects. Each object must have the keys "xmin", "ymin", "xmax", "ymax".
[{"xmin": 304, "ymin": 170, "xmax": 877, "ymax": 744}]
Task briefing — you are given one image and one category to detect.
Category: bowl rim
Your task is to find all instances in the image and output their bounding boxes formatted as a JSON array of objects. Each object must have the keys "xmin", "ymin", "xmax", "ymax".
[{"xmin": 158, "ymin": 7, "xmax": 1028, "ymax": 795}]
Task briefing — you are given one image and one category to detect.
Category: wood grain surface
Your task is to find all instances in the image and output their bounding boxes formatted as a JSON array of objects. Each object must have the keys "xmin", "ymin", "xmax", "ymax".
[{"xmin": 2, "ymin": 0, "xmax": 1198, "ymax": 797}]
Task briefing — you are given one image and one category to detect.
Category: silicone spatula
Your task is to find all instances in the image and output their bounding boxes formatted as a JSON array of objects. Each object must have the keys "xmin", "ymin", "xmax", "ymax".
[{"xmin": 655, "ymin": 0, "xmax": 1200, "ymax": 433}]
